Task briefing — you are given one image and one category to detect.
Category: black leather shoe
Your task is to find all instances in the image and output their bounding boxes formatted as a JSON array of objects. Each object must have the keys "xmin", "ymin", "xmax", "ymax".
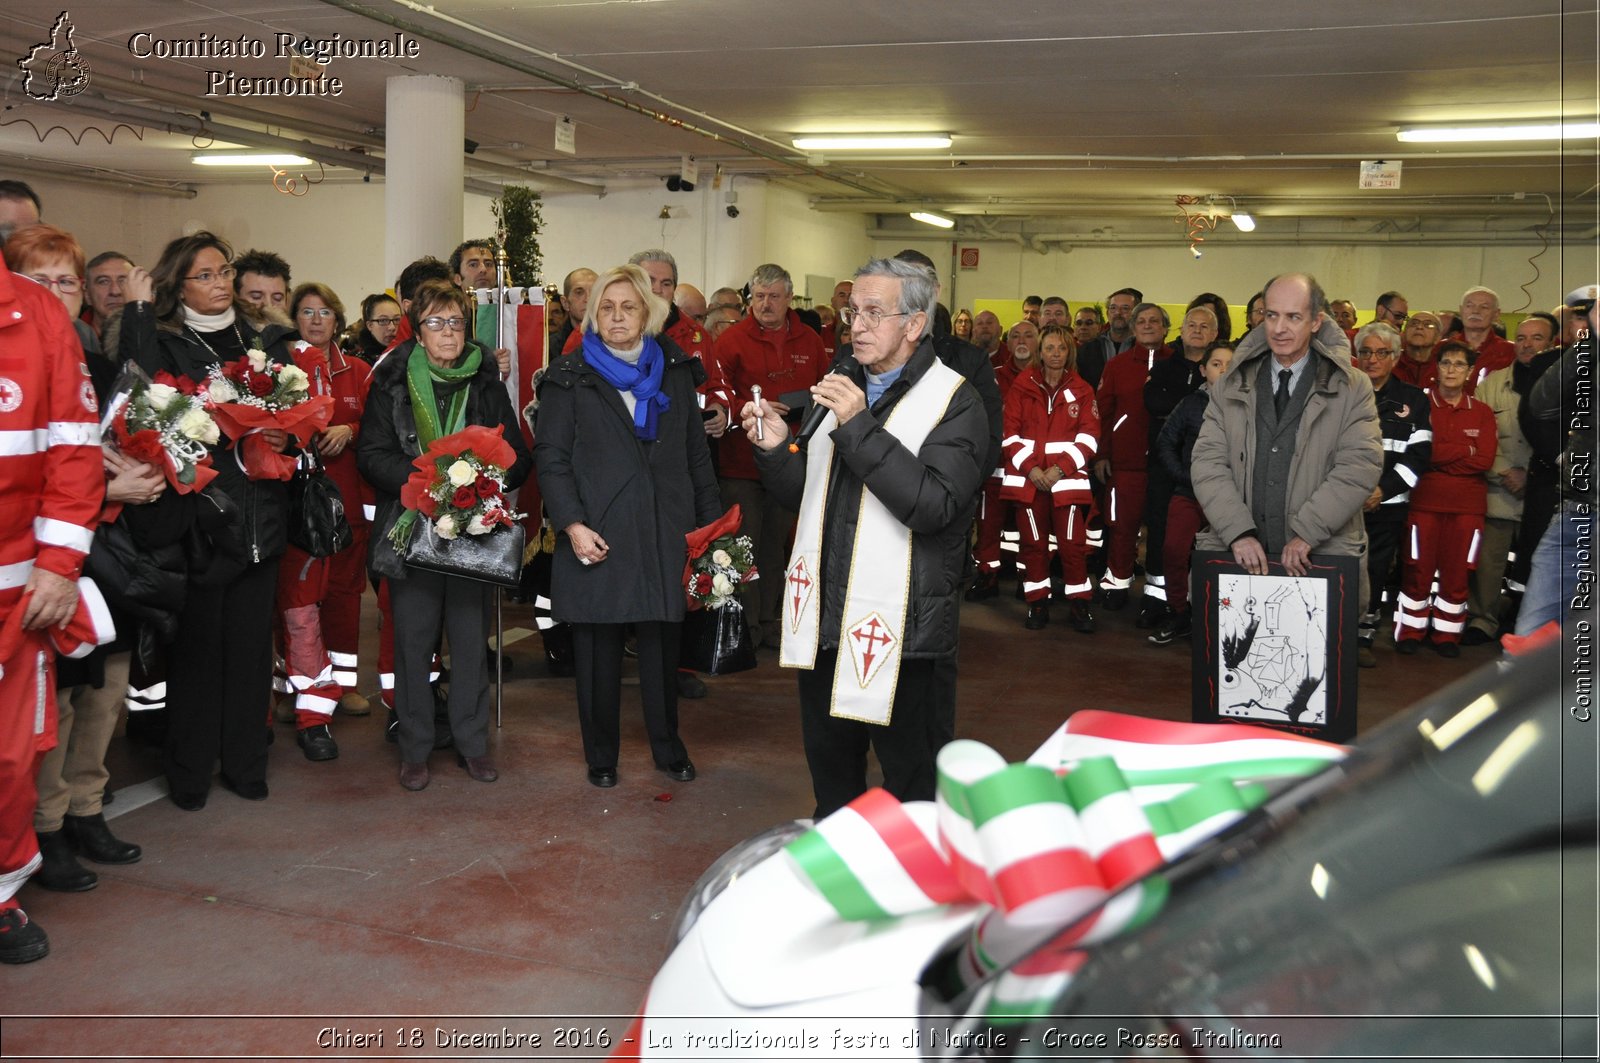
[
  {"xmin": 1024, "ymin": 603, "xmax": 1049, "ymax": 630},
  {"xmin": 587, "ymin": 767, "xmax": 618, "ymax": 788},
  {"xmin": 1102, "ymin": 588, "xmax": 1129, "ymax": 611},
  {"xmin": 169, "ymin": 790, "xmax": 207, "ymax": 812},
  {"xmin": 220, "ymin": 776, "xmax": 268, "ymax": 801},
  {"xmin": 964, "ymin": 575, "xmax": 999, "ymax": 602},
  {"xmin": 676, "ymin": 671, "xmax": 708, "ymax": 699},
  {"xmin": 32, "ymin": 830, "xmax": 97, "ymax": 892},
  {"xmin": 457, "ymin": 753, "xmax": 499, "ymax": 783},
  {"xmin": 545, "ymin": 648, "xmax": 576, "ymax": 677},
  {"xmin": 1461, "ymin": 627, "xmax": 1495, "ymax": 646},
  {"xmin": 296, "ymin": 724, "xmax": 339, "ymax": 762},
  {"xmin": 384, "ymin": 707, "xmax": 399, "ymax": 744},
  {"xmin": 1070, "ymin": 601, "xmax": 1097, "ymax": 634},
  {"xmin": 657, "ymin": 759, "xmax": 696, "ymax": 781},
  {"xmin": 1395, "ymin": 639, "xmax": 1420, "ymax": 655},
  {"xmin": 63, "ymin": 813, "xmax": 141, "ymax": 865},
  {"xmin": 399, "ymin": 761, "xmax": 430, "ymax": 791},
  {"xmin": 0, "ymin": 906, "xmax": 49, "ymax": 964},
  {"xmin": 1435, "ymin": 641, "xmax": 1461, "ymax": 659}
]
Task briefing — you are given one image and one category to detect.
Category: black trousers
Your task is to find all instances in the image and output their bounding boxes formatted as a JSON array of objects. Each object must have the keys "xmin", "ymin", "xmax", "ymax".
[
  {"xmin": 798, "ymin": 651, "xmax": 941, "ymax": 819},
  {"xmin": 1142, "ymin": 464, "xmax": 1175, "ymax": 600},
  {"xmin": 572, "ymin": 622, "xmax": 685, "ymax": 771},
  {"xmin": 165, "ymin": 558, "xmax": 278, "ymax": 796},
  {"xmin": 390, "ymin": 569, "xmax": 491, "ymax": 763},
  {"xmin": 1361, "ymin": 510, "xmax": 1406, "ymax": 642}
]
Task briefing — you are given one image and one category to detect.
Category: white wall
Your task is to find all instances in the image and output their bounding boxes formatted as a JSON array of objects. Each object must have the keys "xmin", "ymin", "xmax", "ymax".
[{"xmin": 875, "ymin": 232, "xmax": 1591, "ymax": 321}]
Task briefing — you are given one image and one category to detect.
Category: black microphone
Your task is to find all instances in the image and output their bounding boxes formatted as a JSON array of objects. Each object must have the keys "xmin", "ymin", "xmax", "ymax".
[{"xmin": 788, "ymin": 353, "xmax": 856, "ymax": 453}]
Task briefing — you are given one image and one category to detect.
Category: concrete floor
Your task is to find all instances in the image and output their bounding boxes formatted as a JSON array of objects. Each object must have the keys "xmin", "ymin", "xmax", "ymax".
[{"xmin": 1, "ymin": 583, "xmax": 1489, "ymax": 1059}]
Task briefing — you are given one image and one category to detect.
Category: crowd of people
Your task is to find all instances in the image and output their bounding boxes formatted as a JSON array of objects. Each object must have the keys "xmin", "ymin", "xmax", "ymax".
[{"xmin": 0, "ymin": 174, "xmax": 1591, "ymax": 965}]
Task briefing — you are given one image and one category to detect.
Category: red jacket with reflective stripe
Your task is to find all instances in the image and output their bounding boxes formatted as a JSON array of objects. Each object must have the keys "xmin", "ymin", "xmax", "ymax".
[
  {"xmin": 1410, "ymin": 391, "xmax": 1497, "ymax": 515},
  {"xmin": 1096, "ymin": 343, "xmax": 1170, "ymax": 473},
  {"xmin": 0, "ymin": 264, "xmax": 104, "ymax": 589},
  {"xmin": 1000, "ymin": 367, "xmax": 1100, "ymax": 507}
]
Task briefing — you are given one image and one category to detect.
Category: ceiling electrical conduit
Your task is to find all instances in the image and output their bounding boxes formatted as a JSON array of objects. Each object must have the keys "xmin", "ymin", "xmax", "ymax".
[
  {"xmin": 54, "ymin": 91, "xmax": 582, "ymax": 197},
  {"xmin": 314, "ymin": 0, "xmax": 893, "ymax": 199},
  {"xmin": 865, "ymin": 229, "xmax": 1561, "ymax": 248}
]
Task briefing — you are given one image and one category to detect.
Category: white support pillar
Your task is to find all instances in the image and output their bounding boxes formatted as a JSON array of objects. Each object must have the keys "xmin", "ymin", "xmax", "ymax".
[{"xmin": 385, "ymin": 75, "xmax": 464, "ymax": 288}]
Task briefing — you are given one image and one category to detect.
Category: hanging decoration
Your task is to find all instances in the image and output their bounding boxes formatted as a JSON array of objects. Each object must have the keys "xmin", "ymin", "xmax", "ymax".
[{"xmin": 1173, "ymin": 194, "xmax": 1218, "ymax": 258}]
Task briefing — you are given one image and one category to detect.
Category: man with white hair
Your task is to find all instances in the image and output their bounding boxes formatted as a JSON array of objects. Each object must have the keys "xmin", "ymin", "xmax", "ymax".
[
  {"xmin": 740, "ymin": 257, "xmax": 987, "ymax": 817},
  {"xmin": 1453, "ymin": 286, "xmax": 1516, "ymax": 392}
]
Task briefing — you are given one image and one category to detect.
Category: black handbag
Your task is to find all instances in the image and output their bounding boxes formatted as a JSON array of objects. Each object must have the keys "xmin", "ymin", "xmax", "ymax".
[
  {"xmin": 679, "ymin": 599, "xmax": 757, "ymax": 675},
  {"xmin": 288, "ymin": 443, "xmax": 352, "ymax": 558},
  {"xmin": 403, "ymin": 520, "xmax": 526, "ymax": 588}
]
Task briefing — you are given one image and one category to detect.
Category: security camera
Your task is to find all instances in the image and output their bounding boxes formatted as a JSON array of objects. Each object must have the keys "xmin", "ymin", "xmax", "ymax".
[{"xmin": 726, "ymin": 205, "xmax": 740, "ymax": 219}]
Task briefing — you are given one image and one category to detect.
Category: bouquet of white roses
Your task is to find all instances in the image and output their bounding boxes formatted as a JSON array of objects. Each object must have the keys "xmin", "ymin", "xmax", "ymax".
[
  {"xmin": 102, "ymin": 363, "xmax": 220, "ymax": 493},
  {"xmin": 203, "ymin": 346, "xmax": 334, "ymax": 481}
]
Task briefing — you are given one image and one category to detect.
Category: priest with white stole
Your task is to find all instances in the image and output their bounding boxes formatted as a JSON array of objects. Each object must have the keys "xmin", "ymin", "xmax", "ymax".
[{"xmin": 740, "ymin": 257, "xmax": 988, "ymax": 817}]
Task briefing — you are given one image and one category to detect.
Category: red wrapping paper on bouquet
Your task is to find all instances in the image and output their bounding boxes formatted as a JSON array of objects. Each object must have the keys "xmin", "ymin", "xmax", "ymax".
[
  {"xmin": 682, "ymin": 504, "xmax": 743, "ymax": 610},
  {"xmin": 209, "ymin": 396, "xmax": 334, "ymax": 481},
  {"xmin": 113, "ymin": 423, "xmax": 219, "ymax": 495},
  {"xmin": 398, "ymin": 424, "xmax": 519, "ymax": 517}
]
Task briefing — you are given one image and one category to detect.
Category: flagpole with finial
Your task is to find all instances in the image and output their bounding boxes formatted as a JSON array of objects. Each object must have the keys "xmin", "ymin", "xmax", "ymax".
[{"xmin": 493, "ymin": 222, "xmax": 510, "ymax": 729}]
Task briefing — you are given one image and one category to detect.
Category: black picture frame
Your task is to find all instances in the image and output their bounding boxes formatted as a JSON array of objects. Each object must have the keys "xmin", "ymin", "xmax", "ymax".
[{"xmin": 1190, "ymin": 551, "xmax": 1361, "ymax": 742}]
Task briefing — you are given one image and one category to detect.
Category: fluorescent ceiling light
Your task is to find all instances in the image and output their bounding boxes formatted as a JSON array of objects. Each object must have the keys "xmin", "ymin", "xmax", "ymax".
[
  {"xmin": 1396, "ymin": 121, "xmax": 1600, "ymax": 143},
  {"xmin": 792, "ymin": 134, "xmax": 951, "ymax": 151},
  {"xmin": 192, "ymin": 153, "xmax": 314, "ymax": 167},
  {"xmin": 910, "ymin": 211, "xmax": 955, "ymax": 229},
  {"xmin": 1230, "ymin": 212, "xmax": 1256, "ymax": 232}
]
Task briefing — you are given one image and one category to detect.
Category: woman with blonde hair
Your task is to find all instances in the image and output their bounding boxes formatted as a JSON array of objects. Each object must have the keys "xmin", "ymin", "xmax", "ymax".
[{"xmin": 535, "ymin": 264, "xmax": 721, "ymax": 789}]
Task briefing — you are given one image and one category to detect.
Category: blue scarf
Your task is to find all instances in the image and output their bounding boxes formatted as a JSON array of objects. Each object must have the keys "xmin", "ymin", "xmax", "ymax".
[{"xmin": 581, "ymin": 330, "xmax": 671, "ymax": 440}]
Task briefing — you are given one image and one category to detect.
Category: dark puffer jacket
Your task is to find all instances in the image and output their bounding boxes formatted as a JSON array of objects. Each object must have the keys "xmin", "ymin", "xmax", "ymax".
[
  {"xmin": 357, "ymin": 339, "xmax": 533, "ymax": 581},
  {"xmin": 123, "ymin": 302, "xmax": 298, "ymax": 565},
  {"xmin": 754, "ymin": 338, "xmax": 988, "ymax": 658},
  {"xmin": 534, "ymin": 335, "xmax": 722, "ymax": 624},
  {"xmin": 1156, "ymin": 385, "xmax": 1210, "ymax": 499}
]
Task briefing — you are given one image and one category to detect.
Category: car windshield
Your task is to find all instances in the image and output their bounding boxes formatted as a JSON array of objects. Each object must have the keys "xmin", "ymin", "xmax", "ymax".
[{"xmin": 920, "ymin": 642, "xmax": 1596, "ymax": 1059}]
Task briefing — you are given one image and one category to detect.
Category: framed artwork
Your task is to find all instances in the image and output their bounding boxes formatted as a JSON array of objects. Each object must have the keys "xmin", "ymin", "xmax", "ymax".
[{"xmin": 1190, "ymin": 551, "xmax": 1361, "ymax": 742}]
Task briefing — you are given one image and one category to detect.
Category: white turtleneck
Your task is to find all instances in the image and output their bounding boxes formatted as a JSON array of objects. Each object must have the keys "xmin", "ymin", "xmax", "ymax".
[
  {"xmin": 605, "ymin": 339, "xmax": 645, "ymax": 415},
  {"xmin": 182, "ymin": 304, "xmax": 238, "ymax": 332}
]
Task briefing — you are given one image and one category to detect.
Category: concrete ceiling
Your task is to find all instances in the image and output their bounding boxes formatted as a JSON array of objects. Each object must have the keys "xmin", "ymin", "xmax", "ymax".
[{"xmin": 3, "ymin": 0, "xmax": 1597, "ymax": 238}]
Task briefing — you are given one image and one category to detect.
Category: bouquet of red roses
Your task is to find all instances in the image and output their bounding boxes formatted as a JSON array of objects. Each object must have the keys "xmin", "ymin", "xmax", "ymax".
[
  {"xmin": 682, "ymin": 504, "xmax": 758, "ymax": 611},
  {"xmin": 204, "ymin": 345, "xmax": 334, "ymax": 480},
  {"xmin": 102, "ymin": 364, "xmax": 220, "ymax": 495},
  {"xmin": 389, "ymin": 425, "xmax": 525, "ymax": 552}
]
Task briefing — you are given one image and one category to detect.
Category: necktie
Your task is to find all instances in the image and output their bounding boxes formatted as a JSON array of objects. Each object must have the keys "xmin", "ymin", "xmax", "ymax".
[{"xmin": 1275, "ymin": 368, "xmax": 1292, "ymax": 419}]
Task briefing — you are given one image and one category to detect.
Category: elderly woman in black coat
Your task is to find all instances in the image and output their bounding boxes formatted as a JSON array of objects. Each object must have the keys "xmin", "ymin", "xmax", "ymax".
[
  {"xmin": 535, "ymin": 263, "xmax": 721, "ymax": 788},
  {"xmin": 358, "ymin": 278, "xmax": 531, "ymax": 792}
]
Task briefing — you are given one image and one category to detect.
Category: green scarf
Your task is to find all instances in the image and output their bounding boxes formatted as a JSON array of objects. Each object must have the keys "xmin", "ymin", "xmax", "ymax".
[{"xmin": 406, "ymin": 340, "xmax": 484, "ymax": 448}]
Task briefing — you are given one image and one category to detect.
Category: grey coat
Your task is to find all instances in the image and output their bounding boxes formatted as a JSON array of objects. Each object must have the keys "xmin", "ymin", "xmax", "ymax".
[
  {"xmin": 1192, "ymin": 319, "xmax": 1382, "ymax": 556},
  {"xmin": 534, "ymin": 336, "xmax": 722, "ymax": 624}
]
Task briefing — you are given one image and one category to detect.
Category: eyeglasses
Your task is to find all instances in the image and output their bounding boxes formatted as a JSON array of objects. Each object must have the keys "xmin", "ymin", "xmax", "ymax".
[
  {"xmin": 184, "ymin": 266, "xmax": 237, "ymax": 285},
  {"xmin": 298, "ymin": 307, "xmax": 335, "ymax": 319},
  {"xmin": 421, "ymin": 316, "xmax": 467, "ymax": 332},
  {"xmin": 1379, "ymin": 309, "xmax": 1409, "ymax": 323},
  {"xmin": 1437, "ymin": 361, "xmax": 1471, "ymax": 370},
  {"xmin": 839, "ymin": 305, "xmax": 911, "ymax": 329},
  {"xmin": 366, "ymin": 316, "xmax": 402, "ymax": 328},
  {"xmin": 1356, "ymin": 347, "xmax": 1397, "ymax": 360},
  {"xmin": 29, "ymin": 274, "xmax": 81, "ymax": 293}
]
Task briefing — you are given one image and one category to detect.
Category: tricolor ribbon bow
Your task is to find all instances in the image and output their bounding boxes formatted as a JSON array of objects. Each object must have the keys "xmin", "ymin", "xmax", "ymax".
[{"xmin": 785, "ymin": 711, "xmax": 1346, "ymax": 927}]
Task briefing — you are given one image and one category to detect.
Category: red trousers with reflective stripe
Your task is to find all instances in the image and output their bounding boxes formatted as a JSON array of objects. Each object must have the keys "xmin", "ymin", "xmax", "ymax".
[
  {"xmin": 276, "ymin": 530, "xmax": 367, "ymax": 727},
  {"xmin": 1398, "ymin": 509, "xmax": 1483, "ymax": 645},
  {"xmin": 1018, "ymin": 498, "xmax": 1091, "ymax": 603},
  {"xmin": 1101, "ymin": 469, "xmax": 1147, "ymax": 588},
  {"xmin": 973, "ymin": 479, "xmax": 1005, "ymax": 572},
  {"xmin": 1, "ymin": 627, "xmax": 54, "ymax": 905},
  {"xmin": 1162, "ymin": 495, "xmax": 1208, "ymax": 614}
]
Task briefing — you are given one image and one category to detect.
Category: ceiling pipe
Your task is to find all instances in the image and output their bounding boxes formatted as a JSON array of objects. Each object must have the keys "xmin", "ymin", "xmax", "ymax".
[
  {"xmin": 865, "ymin": 228, "xmax": 1560, "ymax": 248},
  {"xmin": 822, "ymin": 198, "xmax": 1573, "ymax": 218},
  {"xmin": 314, "ymin": 0, "xmax": 894, "ymax": 199},
  {"xmin": 53, "ymin": 91, "xmax": 601, "ymax": 195},
  {"xmin": 1, "ymin": 157, "xmax": 197, "ymax": 198}
]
